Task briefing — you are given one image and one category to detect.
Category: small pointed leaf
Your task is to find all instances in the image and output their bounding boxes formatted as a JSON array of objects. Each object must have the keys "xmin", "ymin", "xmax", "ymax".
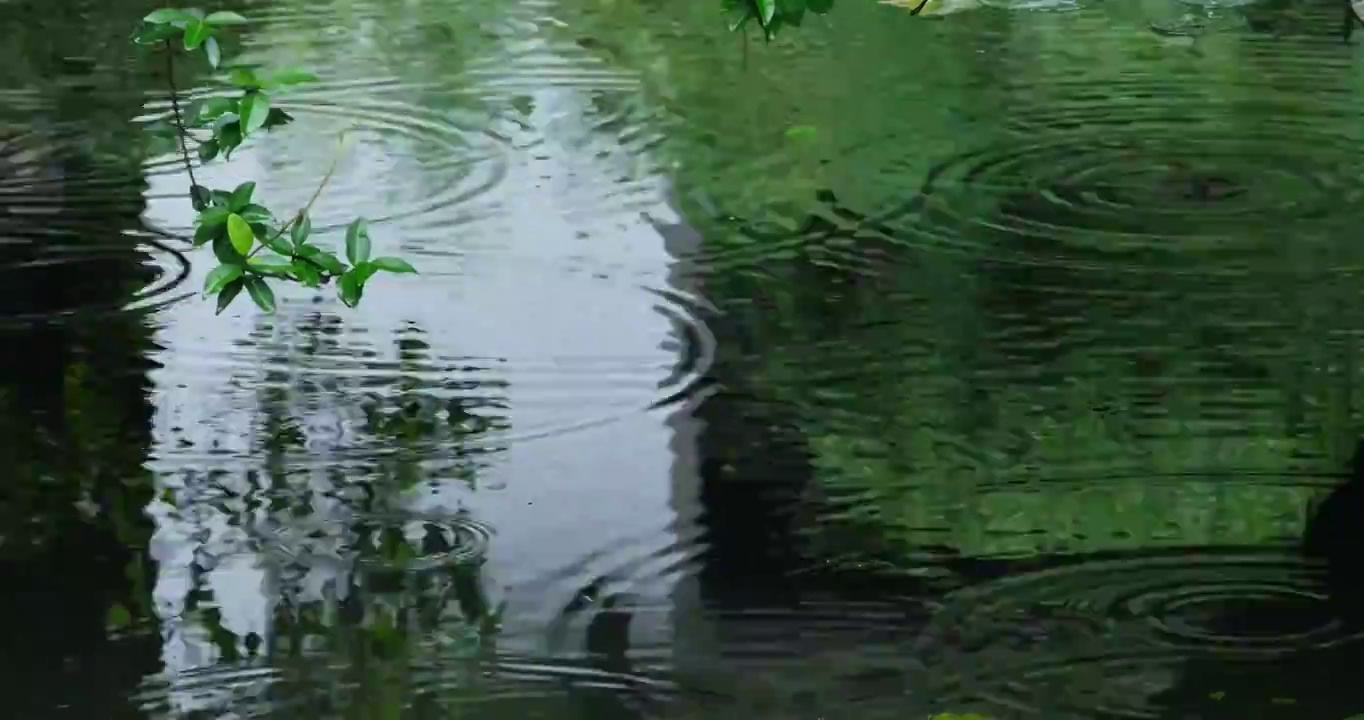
[
  {"xmin": 183, "ymin": 20, "xmax": 210, "ymax": 50},
  {"xmin": 205, "ymin": 11, "xmax": 249, "ymax": 25},
  {"xmin": 372, "ymin": 256, "xmax": 417, "ymax": 274},
  {"xmin": 203, "ymin": 264, "xmax": 244, "ymax": 295},
  {"xmin": 226, "ymin": 213, "xmax": 254, "ymax": 255},
  {"xmin": 345, "ymin": 218, "xmax": 371, "ymax": 265},
  {"xmin": 291, "ymin": 212, "xmax": 311, "ymax": 248},
  {"xmin": 215, "ymin": 278, "xmax": 245, "ymax": 314},
  {"xmin": 238, "ymin": 91, "xmax": 270, "ymax": 135},
  {"xmin": 203, "ymin": 36, "xmax": 221, "ymax": 68},
  {"xmin": 245, "ymin": 277, "xmax": 276, "ymax": 313}
]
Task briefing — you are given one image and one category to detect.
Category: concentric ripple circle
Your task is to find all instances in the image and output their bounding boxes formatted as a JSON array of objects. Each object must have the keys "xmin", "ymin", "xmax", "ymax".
[
  {"xmin": 343, "ymin": 512, "xmax": 495, "ymax": 570},
  {"xmin": 885, "ymin": 121, "xmax": 1364, "ymax": 274},
  {"xmin": 143, "ymin": 94, "xmax": 510, "ymax": 233},
  {"xmin": 924, "ymin": 548, "xmax": 1362, "ymax": 661},
  {"xmin": 0, "ymin": 128, "xmax": 192, "ymax": 323}
]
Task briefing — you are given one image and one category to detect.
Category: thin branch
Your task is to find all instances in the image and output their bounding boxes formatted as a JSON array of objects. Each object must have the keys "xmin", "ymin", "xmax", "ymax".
[{"xmin": 162, "ymin": 42, "xmax": 198, "ymax": 191}]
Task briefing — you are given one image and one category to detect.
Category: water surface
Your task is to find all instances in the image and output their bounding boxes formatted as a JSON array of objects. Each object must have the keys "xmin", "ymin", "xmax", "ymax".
[{"xmin": 6, "ymin": 0, "xmax": 1364, "ymax": 717}]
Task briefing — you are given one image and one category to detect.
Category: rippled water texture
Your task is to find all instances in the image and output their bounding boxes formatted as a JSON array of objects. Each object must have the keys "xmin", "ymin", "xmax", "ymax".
[{"xmin": 10, "ymin": 0, "xmax": 1364, "ymax": 717}]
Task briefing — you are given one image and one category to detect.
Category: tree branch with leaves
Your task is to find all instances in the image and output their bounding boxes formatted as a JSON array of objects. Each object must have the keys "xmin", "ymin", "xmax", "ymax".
[{"xmin": 134, "ymin": 8, "xmax": 417, "ymax": 315}]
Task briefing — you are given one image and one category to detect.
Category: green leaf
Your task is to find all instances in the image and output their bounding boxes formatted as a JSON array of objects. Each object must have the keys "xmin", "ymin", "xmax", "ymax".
[
  {"xmin": 345, "ymin": 218, "xmax": 371, "ymax": 265},
  {"xmin": 197, "ymin": 138, "xmax": 219, "ymax": 162},
  {"xmin": 106, "ymin": 603, "xmax": 132, "ymax": 630},
  {"xmin": 297, "ymin": 245, "xmax": 347, "ymax": 274},
  {"xmin": 808, "ymin": 0, "xmax": 833, "ymax": 12},
  {"xmin": 351, "ymin": 261, "xmax": 379, "ymax": 285},
  {"xmin": 237, "ymin": 204, "xmax": 274, "ymax": 226},
  {"xmin": 196, "ymin": 97, "xmax": 237, "ymax": 123},
  {"xmin": 202, "ymin": 37, "xmax": 221, "ymax": 68},
  {"xmin": 248, "ymin": 256, "xmax": 295, "ymax": 276},
  {"xmin": 190, "ymin": 184, "xmax": 212, "ymax": 211},
  {"xmin": 372, "ymin": 256, "xmax": 417, "ymax": 274},
  {"xmin": 132, "ymin": 22, "xmax": 181, "ymax": 45},
  {"xmin": 215, "ymin": 278, "xmax": 244, "ymax": 314},
  {"xmin": 144, "ymin": 8, "xmax": 195, "ymax": 24},
  {"xmin": 197, "ymin": 205, "xmax": 230, "ymax": 228},
  {"xmin": 291, "ymin": 212, "xmax": 311, "ymax": 248},
  {"xmin": 338, "ymin": 271, "xmax": 365, "ymax": 307},
  {"xmin": 729, "ymin": 5, "xmax": 754, "ymax": 32},
  {"xmin": 261, "ymin": 233, "xmax": 293, "ymax": 256},
  {"xmin": 205, "ymin": 10, "xmax": 250, "ymax": 25},
  {"xmin": 757, "ymin": 0, "xmax": 777, "ymax": 25},
  {"xmin": 203, "ymin": 264, "xmax": 244, "ymax": 295},
  {"xmin": 227, "ymin": 213, "xmax": 254, "ymax": 255},
  {"xmin": 266, "ymin": 68, "xmax": 320, "ymax": 87},
  {"xmin": 261, "ymin": 108, "xmax": 294, "ymax": 131},
  {"xmin": 191, "ymin": 221, "xmax": 220, "ymax": 247},
  {"xmin": 209, "ymin": 189, "xmax": 233, "ymax": 207},
  {"xmin": 238, "ymin": 91, "xmax": 270, "ymax": 136},
  {"xmin": 229, "ymin": 182, "xmax": 256, "ymax": 211},
  {"xmin": 245, "ymin": 277, "xmax": 276, "ymax": 313},
  {"xmin": 183, "ymin": 19, "xmax": 211, "ymax": 50},
  {"xmin": 229, "ymin": 67, "xmax": 262, "ymax": 88},
  {"xmin": 212, "ymin": 234, "xmax": 246, "ymax": 266},
  {"xmin": 290, "ymin": 258, "xmax": 322, "ymax": 287},
  {"xmin": 216, "ymin": 120, "xmax": 242, "ymax": 158}
]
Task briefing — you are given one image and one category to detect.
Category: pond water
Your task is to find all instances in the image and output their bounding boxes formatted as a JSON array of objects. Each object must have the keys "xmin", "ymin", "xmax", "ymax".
[{"xmin": 6, "ymin": 0, "xmax": 1364, "ymax": 717}]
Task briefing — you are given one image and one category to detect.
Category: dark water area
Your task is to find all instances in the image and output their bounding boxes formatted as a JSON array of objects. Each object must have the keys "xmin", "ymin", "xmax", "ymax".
[{"xmin": 8, "ymin": 0, "xmax": 1364, "ymax": 717}]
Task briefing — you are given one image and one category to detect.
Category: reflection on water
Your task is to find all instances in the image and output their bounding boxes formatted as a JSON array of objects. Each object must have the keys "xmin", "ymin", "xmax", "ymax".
[{"xmin": 9, "ymin": 0, "xmax": 1364, "ymax": 717}]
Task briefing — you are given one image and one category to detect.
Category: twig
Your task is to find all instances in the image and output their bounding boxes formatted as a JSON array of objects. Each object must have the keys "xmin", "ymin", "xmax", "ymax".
[
  {"xmin": 247, "ymin": 131, "xmax": 351, "ymax": 260},
  {"xmin": 162, "ymin": 42, "xmax": 198, "ymax": 191}
]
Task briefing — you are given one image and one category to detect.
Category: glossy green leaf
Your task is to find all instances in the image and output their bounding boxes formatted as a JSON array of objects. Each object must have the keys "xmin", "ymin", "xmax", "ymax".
[
  {"xmin": 106, "ymin": 603, "xmax": 132, "ymax": 630},
  {"xmin": 261, "ymin": 233, "xmax": 293, "ymax": 256},
  {"xmin": 144, "ymin": 8, "xmax": 195, "ymax": 24},
  {"xmin": 228, "ymin": 67, "xmax": 261, "ymax": 88},
  {"xmin": 290, "ymin": 259, "xmax": 322, "ymax": 287},
  {"xmin": 261, "ymin": 108, "xmax": 294, "ymax": 131},
  {"xmin": 205, "ymin": 10, "xmax": 249, "ymax": 25},
  {"xmin": 372, "ymin": 256, "xmax": 417, "ymax": 274},
  {"xmin": 245, "ymin": 277, "xmax": 276, "ymax": 313},
  {"xmin": 351, "ymin": 262, "xmax": 379, "ymax": 285},
  {"xmin": 297, "ymin": 245, "xmax": 347, "ymax": 274},
  {"xmin": 338, "ymin": 271, "xmax": 365, "ymax": 307},
  {"xmin": 190, "ymin": 184, "xmax": 212, "ymax": 211},
  {"xmin": 183, "ymin": 20, "xmax": 210, "ymax": 50},
  {"xmin": 345, "ymin": 218, "xmax": 371, "ymax": 265},
  {"xmin": 248, "ymin": 256, "xmax": 294, "ymax": 276},
  {"xmin": 203, "ymin": 264, "xmax": 244, "ymax": 295},
  {"xmin": 132, "ymin": 23, "xmax": 181, "ymax": 45},
  {"xmin": 191, "ymin": 221, "xmax": 220, "ymax": 247},
  {"xmin": 237, "ymin": 204, "xmax": 274, "ymax": 226},
  {"xmin": 197, "ymin": 138, "xmax": 219, "ymax": 162},
  {"xmin": 212, "ymin": 235, "xmax": 246, "ymax": 266},
  {"xmin": 216, "ymin": 120, "xmax": 242, "ymax": 158},
  {"xmin": 229, "ymin": 182, "xmax": 256, "ymax": 211},
  {"xmin": 266, "ymin": 68, "xmax": 320, "ymax": 87},
  {"xmin": 215, "ymin": 278, "xmax": 244, "ymax": 314},
  {"xmin": 203, "ymin": 36, "xmax": 221, "ymax": 67},
  {"xmin": 227, "ymin": 213, "xmax": 254, "ymax": 255},
  {"xmin": 196, "ymin": 97, "xmax": 236, "ymax": 122},
  {"xmin": 197, "ymin": 205, "xmax": 230, "ymax": 228},
  {"xmin": 756, "ymin": 0, "xmax": 777, "ymax": 25},
  {"xmin": 729, "ymin": 5, "xmax": 754, "ymax": 32},
  {"xmin": 291, "ymin": 212, "xmax": 311, "ymax": 247},
  {"xmin": 808, "ymin": 0, "xmax": 833, "ymax": 12},
  {"xmin": 238, "ymin": 91, "xmax": 270, "ymax": 135},
  {"xmin": 209, "ymin": 189, "xmax": 233, "ymax": 207}
]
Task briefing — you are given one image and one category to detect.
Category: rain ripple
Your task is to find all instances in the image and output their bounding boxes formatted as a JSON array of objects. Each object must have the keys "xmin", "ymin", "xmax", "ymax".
[{"xmin": 920, "ymin": 546, "xmax": 1364, "ymax": 717}]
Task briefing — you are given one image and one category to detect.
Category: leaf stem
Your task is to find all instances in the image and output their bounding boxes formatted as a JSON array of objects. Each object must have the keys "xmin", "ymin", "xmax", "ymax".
[{"xmin": 162, "ymin": 42, "xmax": 199, "ymax": 191}]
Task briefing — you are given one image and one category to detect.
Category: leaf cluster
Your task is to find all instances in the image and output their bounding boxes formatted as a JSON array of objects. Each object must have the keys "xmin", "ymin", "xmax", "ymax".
[
  {"xmin": 135, "ymin": 7, "xmax": 418, "ymax": 313},
  {"xmin": 724, "ymin": 0, "xmax": 835, "ymax": 39}
]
